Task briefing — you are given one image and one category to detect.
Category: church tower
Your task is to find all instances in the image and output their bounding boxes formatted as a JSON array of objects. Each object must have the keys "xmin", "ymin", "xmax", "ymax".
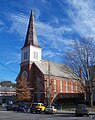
[
  {"xmin": 20, "ymin": 10, "xmax": 42, "ymax": 82},
  {"xmin": 21, "ymin": 10, "xmax": 41, "ymax": 63}
]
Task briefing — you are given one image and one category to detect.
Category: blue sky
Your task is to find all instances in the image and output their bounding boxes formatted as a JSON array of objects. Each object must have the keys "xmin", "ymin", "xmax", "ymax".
[{"xmin": 0, "ymin": 0, "xmax": 95, "ymax": 83}]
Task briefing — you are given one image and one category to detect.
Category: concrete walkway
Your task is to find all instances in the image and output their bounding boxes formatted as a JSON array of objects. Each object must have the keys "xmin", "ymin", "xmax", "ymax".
[{"xmin": 57, "ymin": 110, "xmax": 95, "ymax": 115}]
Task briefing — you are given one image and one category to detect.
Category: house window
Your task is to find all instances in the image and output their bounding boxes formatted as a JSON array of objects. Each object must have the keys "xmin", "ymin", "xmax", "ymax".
[
  {"xmin": 24, "ymin": 51, "xmax": 28, "ymax": 60},
  {"xmin": 60, "ymin": 80, "xmax": 62, "ymax": 92},
  {"xmin": 54, "ymin": 80, "xmax": 56, "ymax": 92},
  {"xmin": 34, "ymin": 52, "xmax": 38, "ymax": 59},
  {"xmin": 76, "ymin": 83, "xmax": 78, "ymax": 92},
  {"xmin": 66, "ymin": 81, "xmax": 68, "ymax": 93}
]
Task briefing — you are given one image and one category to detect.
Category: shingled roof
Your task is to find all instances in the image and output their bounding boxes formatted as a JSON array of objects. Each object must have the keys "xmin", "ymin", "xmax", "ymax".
[{"xmin": 34, "ymin": 60, "xmax": 79, "ymax": 80}]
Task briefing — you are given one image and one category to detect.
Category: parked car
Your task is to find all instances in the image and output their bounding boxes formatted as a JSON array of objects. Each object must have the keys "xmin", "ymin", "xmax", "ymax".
[
  {"xmin": 14, "ymin": 105, "xmax": 30, "ymax": 112},
  {"xmin": 30, "ymin": 103, "xmax": 45, "ymax": 113},
  {"xmin": 45, "ymin": 106, "xmax": 57, "ymax": 114},
  {"xmin": 6, "ymin": 104, "xmax": 14, "ymax": 111},
  {"xmin": 12, "ymin": 105, "xmax": 19, "ymax": 111},
  {"xmin": 75, "ymin": 104, "xmax": 89, "ymax": 116}
]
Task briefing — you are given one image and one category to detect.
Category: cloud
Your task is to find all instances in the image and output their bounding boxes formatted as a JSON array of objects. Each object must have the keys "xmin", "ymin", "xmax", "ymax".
[
  {"xmin": 36, "ymin": 21, "xmax": 72, "ymax": 47},
  {"xmin": 0, "ymin": 20, "xmax": 6, "ymax": 32},
  {"xmin": 1, "ymin": 6, "xmax": 73, "ymax": 59},
  {"xmin": 34, "ymin": 8, "xmax": 41, "ymax": 20},
  {"xmin": 5, "ymin": 53, "xmax": 20, "ymax": 65},
  {"xmin": 43, "ymin": 50, "xmax": 55, "ymax": 58},
  {"xmin": 1, "ymin": 52, "xmax": 21, "ymax": 66},
  {"xmin": 2, "ymin": 6, "xmax": 78, "ymax": 60},
  {"xmin": 35, "ymin": 20, "xmax": 73, "ymax": 58},
  {"xmin": 5, "ymin": 8, "xmax": 71, "ymax": 58},
  {"xmin": 41, "ymin": 0, "xmax": 46, "ymax": 3},
  {"xmin": 6, "ymin": 60, "xmax": 19, "ymax": 65},
  {"xmin": 0, "ymin": 20, "xmax": 4, "ymax": 25},
  {"xmin": 5, "ymin": 8, "xmax": 41, "ymax": 37},
  {"xmin": 66, "ymin": 0, "xmax": 95, "ymax": 38},
  {"xmin": 8, "ymin": 12, "xmax": 28, "ymax": 38}
]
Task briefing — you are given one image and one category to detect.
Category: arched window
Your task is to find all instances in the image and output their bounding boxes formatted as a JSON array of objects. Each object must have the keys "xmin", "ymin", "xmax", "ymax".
[
  {"xmin": 34, "ymin": 51, "xmax": 38, "ymax": 59},
  {"xmin": 76, "ymin": 82, "xmax": 78, "ymax": 93},
  {"xmin": 60, "ymin": 80, "xmax": 62, "ymax": 92},
  {"xmin": 54, "ymin": 80, "xmax": 56, "ymax": 92},
  {"xmin": 24, "ymin": 51, "xmax": 28, "ymax": 60},
  {"xmin": 71, "ymin": 82, "xmax": 73, "ymax": 93},
  {"xmin": 66, "ymin": 81, "xmax": 68, "ymax": 93},
  {"xmin": 21, "ymin": 71, "xmax": 28, "ymax": 80}
]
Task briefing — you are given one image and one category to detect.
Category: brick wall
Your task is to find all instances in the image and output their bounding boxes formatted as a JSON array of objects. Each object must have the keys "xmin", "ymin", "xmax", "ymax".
[
  {"xmin": 19, "ymin": 62, "xmax": 85, "ymax": 104},
  {"xmin": 44, "ymin": 76, "xmax": 85, "ymax": 104}
]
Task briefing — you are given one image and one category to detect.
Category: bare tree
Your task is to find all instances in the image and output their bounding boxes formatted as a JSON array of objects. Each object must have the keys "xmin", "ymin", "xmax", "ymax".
[{"xmin": 64, "ymin": 38, "xmax": 95, "ymax": 107}]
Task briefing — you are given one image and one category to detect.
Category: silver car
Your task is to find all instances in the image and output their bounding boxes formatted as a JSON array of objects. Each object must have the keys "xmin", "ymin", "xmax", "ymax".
[{"xmin": 45, "ymin": 106, "xmax": 57, "ymax": 114}]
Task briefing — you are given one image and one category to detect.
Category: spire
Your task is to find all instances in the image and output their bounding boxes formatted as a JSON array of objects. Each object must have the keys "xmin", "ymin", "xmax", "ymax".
[{"xmin": 23, "ymin": 10, "xmax": 39, "ymax": 47}]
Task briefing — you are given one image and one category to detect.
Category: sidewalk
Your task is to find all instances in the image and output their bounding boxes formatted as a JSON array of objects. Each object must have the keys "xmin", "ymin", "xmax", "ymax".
[
  {"xmin": 0, "ymin": 106, "xmax": 6, "ymax": 111},
  {"xmin": 57, "ymin": 109, "xmax": 95, "ymax": 115}
]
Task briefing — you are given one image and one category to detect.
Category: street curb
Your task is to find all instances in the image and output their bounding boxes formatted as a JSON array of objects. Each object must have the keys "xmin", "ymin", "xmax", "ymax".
[{"xmin": 57, "ymin": 111, "xmax": 95, "ymax": 115}]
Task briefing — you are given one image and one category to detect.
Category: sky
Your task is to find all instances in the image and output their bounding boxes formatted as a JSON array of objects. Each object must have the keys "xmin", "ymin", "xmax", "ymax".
[{"xmin": 0, "ymin": 0, "xmax": 95, "ymax": 83}]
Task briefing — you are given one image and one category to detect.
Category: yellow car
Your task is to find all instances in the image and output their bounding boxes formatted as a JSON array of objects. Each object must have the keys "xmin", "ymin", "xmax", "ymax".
[{"xmin": 30, "ymin": 103, "xmax": 45, "ymax": 113}]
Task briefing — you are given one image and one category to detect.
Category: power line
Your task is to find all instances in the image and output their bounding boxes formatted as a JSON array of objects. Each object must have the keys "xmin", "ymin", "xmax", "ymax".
[{"xmin": 0, "ymin": 62, "xmax": 18, "ymax": 74}]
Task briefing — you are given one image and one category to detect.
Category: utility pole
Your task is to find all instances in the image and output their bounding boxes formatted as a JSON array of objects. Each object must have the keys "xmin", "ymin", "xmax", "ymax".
[{"xmin": 48, "ymin": 60, "xmax": 51, "ymax": 106}]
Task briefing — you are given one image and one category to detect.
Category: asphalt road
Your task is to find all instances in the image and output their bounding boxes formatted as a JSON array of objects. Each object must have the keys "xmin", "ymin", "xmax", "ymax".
[{"xmin": 0, "ymin": 111, "xmax": 95, "ymax": 120}]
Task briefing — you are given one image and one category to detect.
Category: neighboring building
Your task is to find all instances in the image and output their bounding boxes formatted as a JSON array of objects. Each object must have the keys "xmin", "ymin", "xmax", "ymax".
[
  {"xmin": 0, "ymin": 85, "xmax": 16, "ymax": 104},
  {"xmin": 16, "ymin": 10, "xmax": 85, "ymax": 105}
]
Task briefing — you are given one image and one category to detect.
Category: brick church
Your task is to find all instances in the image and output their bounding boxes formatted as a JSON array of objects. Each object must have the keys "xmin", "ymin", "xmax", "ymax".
[{"xmin": 17, "ymin": 11, "xmax": 85, "ymax": 105}]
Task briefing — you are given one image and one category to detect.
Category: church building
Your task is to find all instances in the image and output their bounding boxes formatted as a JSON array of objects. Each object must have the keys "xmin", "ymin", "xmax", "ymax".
[{"xmin": 17, "ymin": 11, "xmax": 85, "ymax": 105}]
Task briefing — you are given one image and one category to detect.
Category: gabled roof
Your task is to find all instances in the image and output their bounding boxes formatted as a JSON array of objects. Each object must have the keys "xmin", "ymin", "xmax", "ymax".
[
  {"xmin": 34, "ymin": 60, "xmax": 79, "ymax": 80},
  {"xmin": 23, "ymin": 10, "xmax": 39, "ymax": 48}
]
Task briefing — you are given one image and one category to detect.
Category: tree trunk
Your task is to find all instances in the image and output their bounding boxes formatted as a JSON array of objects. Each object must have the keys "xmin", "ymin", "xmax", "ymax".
[{"xmin": 89, "ymin": 91, "xmax": 93, "ymax": 107}]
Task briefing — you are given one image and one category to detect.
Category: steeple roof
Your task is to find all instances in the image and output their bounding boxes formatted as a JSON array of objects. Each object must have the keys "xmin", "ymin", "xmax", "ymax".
[{"xmin": 23, "ymin": 10, "xmax": 39, "ymax": 47}]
